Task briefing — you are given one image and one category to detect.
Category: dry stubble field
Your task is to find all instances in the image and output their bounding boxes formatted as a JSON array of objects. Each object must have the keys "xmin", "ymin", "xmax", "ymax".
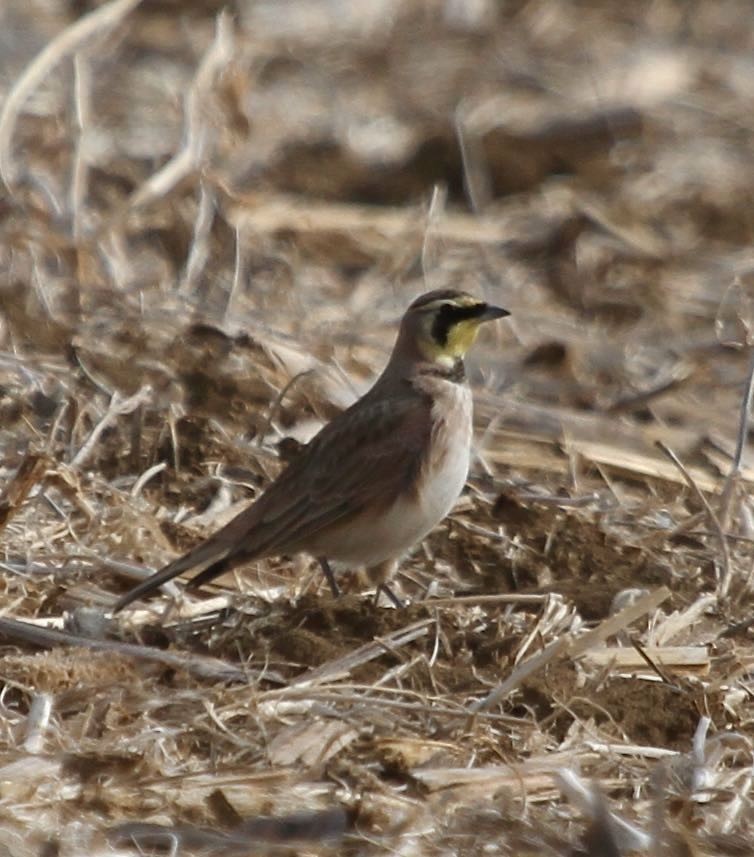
[{"xmin": 1, "ymin": 1, "xmax": 754, "ymax": 854}]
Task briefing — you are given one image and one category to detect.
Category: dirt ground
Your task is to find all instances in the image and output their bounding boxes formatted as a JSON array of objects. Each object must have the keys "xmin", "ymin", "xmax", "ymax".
[{"xmin": 2, "ymin": 1, "xmax": 754, "ymax": 854}]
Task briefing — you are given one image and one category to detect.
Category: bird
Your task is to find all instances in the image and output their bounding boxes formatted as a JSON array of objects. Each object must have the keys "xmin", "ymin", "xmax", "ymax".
[{"xmin": 112, "ymin": 289, "xmax": 509, "ymax": 612}]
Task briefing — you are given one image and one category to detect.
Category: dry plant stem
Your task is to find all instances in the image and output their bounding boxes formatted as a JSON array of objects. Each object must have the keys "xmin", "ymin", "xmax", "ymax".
[
  {"xmin": 410, "ymin": 751, "xmax": 604, "ymax": 790},
  {"xmin": 583, "ymin": 645, "xmax": 708, "ymax": 672},
  {"xmin": 718, "ymin": 345, "xmax": 754, "ymax": 527},
  {"xmin": 70, "ymin": 51, "xmax": 92, "ymax": 242},
  {"xmin": 421, "ymin": 183, "xmax": 448, "ymax": 286},
  {"xmin": 71, "ymin": 387, "xmax": 152, "ymax": 469},
  {"xmin": 476, "ymin": 395, "xmax": 747, "ymax": 492},
  {"xmin": 260, "ymin": 687, "xmax": 518, "ymax": 723},
  {"xmin": 0, "ymin": 616, "xmax": 267, "ymax": 684},
  {"xmin": 131, "ymin": 462, "xmax": 168, "ymax": 498},
  {"xmin": 630, "ymin": 640, "xmax": 675, "ymax": 684},
  {"xmin": 231, "ymin": 192, "xmax": 519, "ymax": 247},
  {"xmin": 256, "ymin": 370, "xmax": 314, "ymax": 446},
  {"xmin": 455, "ymin": 105, "xmax": 491, "ymax": 214},
  {"xmin": 23, "ymin": 693, "xmax": 53, "ymax": 754},
  {"xmin": 0, "ymin": 0, "xmax": 143, "ymax": 191},
  {"xmin": 0, "ymin": 452, "xmax": 46, "ymax": 534},
  {"xmin": 583, "ymin": 741, "xmax": 677, "ymax": 759},
  {"xmin": 662, "ymin": 510, "xmax": 707, "ymax": 543},
  {"xmin": 115, "ymin": 594, "xmax": 233, "ymax": 624},
  {"xmin": 290, "ymin": 619, "xmax": 434, "ymax": 687},
  {"xmin": 470, "ymin": 636, "xmax": 569, "ymax": 714},
  {"xmin": 510, "ymin": 489, "xmax": 602, "ymax": 508},
  {"xmin": 656, "ymin": 441, "xmax": 732, "ymax": 600},
  {"xmin": 225, "ymin": 222, "xmax": 245, "ymax": 321},
  {"xmin": 556, "ymin": 770, "xmax": 651, "ymax": 853},
  {"xmin": 567, "ymin": 587, "xmax": 671, "ymax": 658},
  {"xmin": 181, "ymin": 179, "xmax": 216, "ymax": 293},
  {"xmin": 127, "ymin": 11, "xmax": 234, "ymax": 211},
  {"xmin": 472, "ymin": 587, "xmax": 671, "ymax": 713},
  {"xmin": 423, "ymin": 593, "xmax": 550, "ymax": 607},
  {"xmin": 649, "ymin": 593, "xmax": 717, "ymax": 646},
  {"xmin": 514, "ymin": 595, "xmax": 571, "ymax": 665},
  {"xmin": 30, "ymin": 246, "xmax": 55, "ymax": 316}
]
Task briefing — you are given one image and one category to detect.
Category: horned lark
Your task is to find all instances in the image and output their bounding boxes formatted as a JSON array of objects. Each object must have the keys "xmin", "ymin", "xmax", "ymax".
[{"xmin": 113, "ymin": 289, "xmax": 509, "ymax": 612}]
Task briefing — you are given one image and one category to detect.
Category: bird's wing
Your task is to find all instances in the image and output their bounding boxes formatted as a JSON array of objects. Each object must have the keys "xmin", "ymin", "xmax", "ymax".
[
  {"xmin": 238, "ymin": 391, "xmax": 434, "ymax": 557},
  {"xmin": 113, "ymin": 390, "xmax": 432, "ymax": 611}
]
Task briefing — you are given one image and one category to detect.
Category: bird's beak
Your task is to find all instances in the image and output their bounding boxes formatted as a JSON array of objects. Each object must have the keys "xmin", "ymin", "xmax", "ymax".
[{"xmin": 477, "ymin": 304, "xmax": 510, "ymax": 322}]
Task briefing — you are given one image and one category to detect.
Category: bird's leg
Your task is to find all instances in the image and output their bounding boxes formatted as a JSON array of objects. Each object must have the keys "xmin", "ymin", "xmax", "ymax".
[
  {"xmin": 368, "ymin": 560, "xmax": 404, "ymax": 608},
  {"xmin": 318, "ymin": 557, "xmax": 340, "ymax": 598},
  {"xmin": 375, "ymin": 583, "xmax": 404, "ymax": 609}
]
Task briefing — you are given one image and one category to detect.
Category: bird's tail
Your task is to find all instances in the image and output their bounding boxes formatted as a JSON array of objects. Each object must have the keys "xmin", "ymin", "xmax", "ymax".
[{"xmin": 111, "ymin": 538, "xmax": 235, "ymax": 613}]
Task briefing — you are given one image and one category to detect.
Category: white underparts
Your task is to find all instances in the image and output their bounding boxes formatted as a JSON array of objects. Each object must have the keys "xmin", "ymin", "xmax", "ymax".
[{"xmin": 311, "ymin": 381, "xmax": 473, "ymax": 569}]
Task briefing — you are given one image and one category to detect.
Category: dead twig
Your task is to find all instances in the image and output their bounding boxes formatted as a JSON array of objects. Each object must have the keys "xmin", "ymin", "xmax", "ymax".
[
  {"xmin": 656, "ymin": 441, "xmax": 732, "ymax": 600},
  {"xmin": 127, "ymin": 11, "xmax": 235, "ymax": 211},
  {"xmin": 0, "ymin": 0, "xmax": 143, "ymax": 191},
  {"xmin": 290, "ymin": 619, "xmax": 434, "ymax": 687},
  {"xmin": 70, "ymin": 387, "xmax": 152, "ymax": 469},
  {"xmin": 718, "ymin": 346, "xmax": 754, "ymax": 528},
  {"xmin": 0, "ymin": 452, "xmax": 47, "ymax": 534},
  {"xmin": 0, "ymin": 616, "xmax": 278, "ymax": 684}
]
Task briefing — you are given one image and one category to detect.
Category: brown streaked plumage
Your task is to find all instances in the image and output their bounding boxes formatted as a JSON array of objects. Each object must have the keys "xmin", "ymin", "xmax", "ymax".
[{"xmin": 112, "ymin": 289, "xmax": 509, "ymax": 612}]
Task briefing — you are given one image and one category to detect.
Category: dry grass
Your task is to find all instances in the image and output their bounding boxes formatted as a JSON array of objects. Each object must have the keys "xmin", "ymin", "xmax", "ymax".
[{"xmin": 1, "ymin": 1, "xmax": 754, "ymax": 854}]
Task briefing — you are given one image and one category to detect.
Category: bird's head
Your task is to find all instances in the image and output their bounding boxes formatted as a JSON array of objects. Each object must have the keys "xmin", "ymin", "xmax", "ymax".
[{"xmin": 399, "ymin": 289, "xmax": 510, "ymax": 368}]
